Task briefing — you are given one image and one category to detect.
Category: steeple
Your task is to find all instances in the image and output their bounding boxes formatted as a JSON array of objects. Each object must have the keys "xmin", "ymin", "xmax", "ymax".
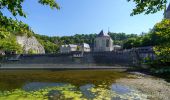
[{"xmin": 97, "ymin": 30, "xmax": 109, "ymax": 37}]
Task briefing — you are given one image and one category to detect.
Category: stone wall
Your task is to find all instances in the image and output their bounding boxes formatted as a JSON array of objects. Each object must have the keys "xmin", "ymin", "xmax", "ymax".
[{"xmin": 2, "ymin": 51, "xmax": 134, "ymax": 67}]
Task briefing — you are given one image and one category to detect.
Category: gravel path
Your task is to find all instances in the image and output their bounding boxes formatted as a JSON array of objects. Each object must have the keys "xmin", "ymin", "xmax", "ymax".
[{"xmin": 116, "ymin": 72, "xmax": 170, "ymax": 100}]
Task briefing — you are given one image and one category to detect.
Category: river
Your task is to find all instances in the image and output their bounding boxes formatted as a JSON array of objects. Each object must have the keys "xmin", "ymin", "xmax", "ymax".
[{"xmin": 0, "ymin": 70, "xmax": 169, "ymax": 100}]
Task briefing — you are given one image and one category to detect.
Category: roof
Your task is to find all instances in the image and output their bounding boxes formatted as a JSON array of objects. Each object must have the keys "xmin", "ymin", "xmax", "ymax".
[
  {"xmin": 97, "ymin": 30, "xmax": 110, "ymax": 37},
  {"xmin": 113, "ymin": 45, "xmax": 121, "ymax": 47},
  {"xmin": 82, "ymin": 43, "xmax": 90, "ymax": 48},
  {"xmin": 69, "ymin": 44, "xmax": 77, "ymax": 48},
  {"xmin": 61, "ymin": 44, "xmax": 77, "ymax": 48}
]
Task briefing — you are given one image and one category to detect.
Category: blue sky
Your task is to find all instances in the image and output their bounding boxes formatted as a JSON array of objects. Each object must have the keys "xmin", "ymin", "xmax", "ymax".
[{"xmin": 2, "ymin": 0, "xmax": 167, "ymax": 36}]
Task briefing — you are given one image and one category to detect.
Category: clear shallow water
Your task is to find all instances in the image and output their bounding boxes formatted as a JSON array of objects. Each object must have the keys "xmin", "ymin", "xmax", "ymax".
[
  {"xmin": 0, "ymin": 82, "xmax": 148, "ymax": 100},
  {"xmin": 0, "ymin": 70, "xmax": 148, "ymax": 100}
]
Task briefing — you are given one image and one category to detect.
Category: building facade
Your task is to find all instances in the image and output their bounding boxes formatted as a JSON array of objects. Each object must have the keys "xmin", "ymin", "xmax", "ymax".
[
  {"xmin": 60, "ymin": 44, "xmax": 77, "ymax": 53},
  {"xmin": 165, "ymin": 3, "xmax": 170, "ymax": 19},
  {"xmin": 94, "ymin": 30, "xmax": 113, "ymax": 52},
  {"xmin": 79, "ymin": 43, "xmax": 91, "ymax": 52},
  {"xmin": 60, "ymin": 43, "xmax": 90, "ymax": 53}
]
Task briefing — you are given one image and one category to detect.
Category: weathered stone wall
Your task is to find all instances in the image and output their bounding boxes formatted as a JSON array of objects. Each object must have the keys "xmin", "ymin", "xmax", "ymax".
[
  {"xmin": 2, "ymin": 52, "xmax": 134, "ymax": 67},
  {"xmin": 16, "ymin": 36, "xmax": 45, "ymax": 54}
]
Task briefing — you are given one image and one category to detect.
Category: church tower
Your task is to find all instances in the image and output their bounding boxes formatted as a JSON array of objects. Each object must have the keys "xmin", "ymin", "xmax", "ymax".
[
  {"xmin": 94, "ymin": 30, "xmax": 113, "ymax": 52},
  {"xmin": 165, "ymin": 3, "xmax": 170, "ymax": 19}
]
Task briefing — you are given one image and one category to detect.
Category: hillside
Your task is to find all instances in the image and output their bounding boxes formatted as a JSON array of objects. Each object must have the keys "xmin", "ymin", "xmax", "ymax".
[{"xmin": 0, "ymin": 18, "xmax": 45, "ymax": 54}]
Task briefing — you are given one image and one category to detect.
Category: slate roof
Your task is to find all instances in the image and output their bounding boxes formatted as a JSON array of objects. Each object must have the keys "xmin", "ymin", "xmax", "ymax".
[{"xmin": 97, "ymin": 30, "xmax": 110, "ymax": 37}]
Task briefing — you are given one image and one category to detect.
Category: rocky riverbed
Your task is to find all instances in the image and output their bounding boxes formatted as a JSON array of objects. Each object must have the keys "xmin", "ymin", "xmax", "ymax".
[{"xmin": 116, "ymin": 72, "xmax": 170, "ymax": 100}]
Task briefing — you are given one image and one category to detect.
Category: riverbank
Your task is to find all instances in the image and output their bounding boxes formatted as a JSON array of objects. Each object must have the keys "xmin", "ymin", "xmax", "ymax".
[
  {"xmin": 116, "ymin": 72, "xmax": 170, "ymax": 100},
  {"xmin": 0, "ymin": 64, "xmax": 129, "ymax": 70}
]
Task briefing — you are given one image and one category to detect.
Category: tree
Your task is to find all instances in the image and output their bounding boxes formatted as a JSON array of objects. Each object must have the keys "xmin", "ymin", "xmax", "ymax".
[
  {"xmin": 0, "ymin": 0, "xmax": 59, "ymax": 17},
  {"xmin": 127, "ymin": 0, "xmax": 167, "ymax": 16},
  {"xmin": 152, "ymin": 19, "xmax": 170, "ymax": 64},
  {"xmin": 0, "ymin": 0, "xmax": 59, "ymax": 32}
]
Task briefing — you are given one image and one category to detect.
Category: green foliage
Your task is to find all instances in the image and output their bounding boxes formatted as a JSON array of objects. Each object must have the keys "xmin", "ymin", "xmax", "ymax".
[
  {"xmin": 0, "ymin": 0, "xmax": 59, "ymax": 18},
  {"xmin": 0, "ymin": 35, "xmax": 22, "ymax": 53},
  {"xmin": 28, "ymin": 49, "xmax": 37, "ymax": 54},
  {"xmin": 35, "ymin": 34, "xmax": 59, "ymax": 53},
  {"xmin": 0, "ymin": 0, "xmax": 59, "ymax": 39},
  {"xmin": 152, "ymin": 19, "xmax": 170, "ymax": 64},
  {"xmin": 127, "ymin": 0, "xmax": 167, "ymax": 16},
  {"xmin": 124, "ymin": 19, "xmax": 170, "ymax": 65},
  {"xmin": 0, "ymin": 15, "xmax": 34, "ymax": 37}
]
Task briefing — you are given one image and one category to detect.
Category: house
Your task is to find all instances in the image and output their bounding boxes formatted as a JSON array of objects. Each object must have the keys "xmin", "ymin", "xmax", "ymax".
[
  {"xmin": 0, "ymin": 50, "xmax": 5, "ymax": 56},
  {"xmin": 79, "ymin": 43, "xmax": 91, "ymax": 52},
  {"xmin": 94, "ymin": 30, "xmax": 113, "ymax": 52},
  {"xmin": 113, "ymin": 45, "xmax": 122, "ymax": 51},
  {"xmin": 60, "ymin": 43, "xmax": 91, "ymax": 53},
  {"xmin": 60, "ymin": 44, "xmax": 77, "ymax": 53}
]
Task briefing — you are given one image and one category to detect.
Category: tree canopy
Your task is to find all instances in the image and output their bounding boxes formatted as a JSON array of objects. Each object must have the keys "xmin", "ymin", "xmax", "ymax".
[
  {"xmin": 0, "ymin": 0, "xmax": 59, "ymax": 34},
  {"xmin": 127, "ymin": 0, "xmax": 167, "ymax": 16},
  {"xmin": 0, "ymin": 0, "xmax": 59, "ymax": 17}
]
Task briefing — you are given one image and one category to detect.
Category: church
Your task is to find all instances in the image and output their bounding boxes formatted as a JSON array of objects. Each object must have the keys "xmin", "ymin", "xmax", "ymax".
[{"xmin": 94, "ymin": 30, "xmax": 113, "ymax": 52}]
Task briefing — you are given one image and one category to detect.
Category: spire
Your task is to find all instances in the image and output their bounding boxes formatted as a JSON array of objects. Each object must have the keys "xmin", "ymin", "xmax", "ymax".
[
  {"xmin": 108, "ymin": 27, "xmax": 110, "ymax": 33},
  {"xmin": 97, "ymin": 30, "xmax": 109, "ymax": 37}
]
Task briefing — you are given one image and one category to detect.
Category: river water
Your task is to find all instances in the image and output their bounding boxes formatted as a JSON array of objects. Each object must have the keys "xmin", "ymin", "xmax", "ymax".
[{"xmin": 0, "ymin": 70, "xmax": 148, "ymax": 100}]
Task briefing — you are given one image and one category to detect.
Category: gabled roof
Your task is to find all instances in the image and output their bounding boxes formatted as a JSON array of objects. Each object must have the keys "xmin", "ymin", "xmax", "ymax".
[
  {"xmin": 69, "ymin": 44, "xmax": 77, "ymax": 48},
  {"xmin": 97, "ymin": 30, "xmax": 109, "ymax": 37},
  {"xmin": 82, "ymin": 43, "xmax": 90, "ymax": 48},
  {"xmin": 61, "ymin": 44, "xmax": 77, "ymax": 48}
]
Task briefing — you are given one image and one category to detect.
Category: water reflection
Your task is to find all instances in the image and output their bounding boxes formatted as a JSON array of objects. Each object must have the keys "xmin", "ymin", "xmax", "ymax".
[
  {"xmin": 0, "ymin": 70, "xmax": 148, "ymax": 99},
  {"xmin": 21, "ymin": 82, "xmax": 148, "ymax": 100},
  {"xmin": 23, "ymin": 82, "xmax": 68, "ymax": 91},
  {"xmin": 111, "ymin": 84, "xmax": 131, "ymax": 94}
]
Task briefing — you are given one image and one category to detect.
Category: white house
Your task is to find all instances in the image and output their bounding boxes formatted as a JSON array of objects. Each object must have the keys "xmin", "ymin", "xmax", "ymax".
[
  {"xmin": 60, "ymin": 44, "xmax": 77, "ymax": 53},
  {"xmin": 94, "ymin": 30, "xmax": 113, "ymax": 52},
  {"xmin": 79, "ymin": 43, "xmax": 91, "ymax": 52},
  {"xmin": 113, "ymin": 45, "xmax": 122, "ymax": 51},
  {"xmin": 60, "ymin": 43, "xmax": 90, "ymax": 53},
  {"xmin": 0, "ymin": 50, "xmax": 5, "ymax": 56}
]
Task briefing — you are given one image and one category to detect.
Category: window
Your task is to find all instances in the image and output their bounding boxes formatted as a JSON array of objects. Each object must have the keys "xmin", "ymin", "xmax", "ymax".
[
  {"xmin": 94, "ymin": 40, "xmax": 96, "ymax": 47},
  {"xmin": 106, "ymin": 39, "xmax": 109, "ymax": 47}
]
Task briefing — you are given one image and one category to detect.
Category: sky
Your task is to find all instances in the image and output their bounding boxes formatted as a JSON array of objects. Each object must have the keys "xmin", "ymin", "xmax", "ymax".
[{"xmin": 2, "ymin": 0, "xmax": 167, "ymax": 36}]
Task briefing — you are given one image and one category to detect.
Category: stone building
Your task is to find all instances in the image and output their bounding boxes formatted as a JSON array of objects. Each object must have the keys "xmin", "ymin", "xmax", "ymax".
[
  {"xmin": 0, "ymin": 50, "xmax": 5, "ymax": 56},
  {"xmin": 60, "ymin": 43, "xmax": 90, "ymax": 53},
  {"xmin": 60, "ymin": 44, "xmax": 77, "ymax": 53},
  {"xmin": 165, "ymin": 3, "xmax": 170, "ymax": 19},
  {"xmin": 113, "ymin": 45, "xmax": 122, "ymax": 51},
  {"xmin": 94, "ymin": 30, "xmax": 113, "ymax": 52},
  {"xmin": 79, "ymin": 43, "xmax": 91, "ymax": 52}
]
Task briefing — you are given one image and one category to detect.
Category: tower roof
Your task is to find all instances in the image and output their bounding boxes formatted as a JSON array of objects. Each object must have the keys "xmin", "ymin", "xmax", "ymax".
[{"xmin": 97, "ymin": 30, "xmax": 109, "ymax": 37}]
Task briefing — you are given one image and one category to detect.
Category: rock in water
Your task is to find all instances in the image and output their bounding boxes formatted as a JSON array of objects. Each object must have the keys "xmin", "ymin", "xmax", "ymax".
[{"xmin": 16, "ymin": 36, "xmax": 45, "ymax": 54}]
